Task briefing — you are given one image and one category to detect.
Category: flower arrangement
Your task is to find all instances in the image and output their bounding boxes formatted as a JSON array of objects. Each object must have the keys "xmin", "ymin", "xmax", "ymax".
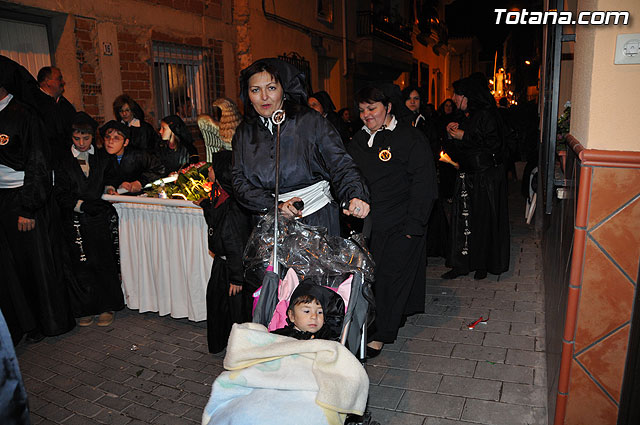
[
  {"xmin": 145, "ymin": 161, "xmax": 213, "ymax": 201},
  {"xmin": 556, "ymin": 101, "xmax": 571, "ymax": 151}
]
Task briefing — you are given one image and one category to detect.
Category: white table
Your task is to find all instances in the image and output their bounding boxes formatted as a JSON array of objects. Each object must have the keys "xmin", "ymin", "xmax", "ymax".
[{"xmin": 104, "ymin": 195, "xmax": 212, "ymax": 321}]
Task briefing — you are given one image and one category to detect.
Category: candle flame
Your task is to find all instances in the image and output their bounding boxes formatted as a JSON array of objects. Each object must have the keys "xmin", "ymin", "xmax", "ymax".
[{"xmin": 439, "ymin": 150, "xmax": 459, "ymax": 168}]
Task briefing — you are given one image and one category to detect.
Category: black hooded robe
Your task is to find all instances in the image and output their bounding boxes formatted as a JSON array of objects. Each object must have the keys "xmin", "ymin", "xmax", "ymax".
[
  {"xmin": 0, "ymin": 96, "xmax": 75, "ymax": 341},
  {"xmin": 347, "ymin": 121, "xmax": 437, "ymax": 344},
  {"xmin": 444, "ymin": 108, "xmax": 510, "ymax": 276},
  {"xmin": 201, "ymin": 151, "xmax": 253, "ymax": 353},
  {"xmin": 112, "ymin": 147, "xmax": 165, "ymax": 189},
  {"xmin": 54, "ymin": 148, "xmax": 124, "ymax": 317},
  {"xmin": 233, "ymin": 58, "xmax": 369, "ymax": 236}
]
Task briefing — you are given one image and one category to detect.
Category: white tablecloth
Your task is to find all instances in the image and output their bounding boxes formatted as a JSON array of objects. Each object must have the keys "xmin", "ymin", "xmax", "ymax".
[{"xmin": 109, "ymin": 199, "xmax": 212, "ymax": 321}]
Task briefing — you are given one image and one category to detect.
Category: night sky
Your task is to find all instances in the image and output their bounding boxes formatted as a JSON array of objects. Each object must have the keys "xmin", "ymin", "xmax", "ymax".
[{"xmin": 446, "ymin": 0, "xmax": 543, "ymax": 60}]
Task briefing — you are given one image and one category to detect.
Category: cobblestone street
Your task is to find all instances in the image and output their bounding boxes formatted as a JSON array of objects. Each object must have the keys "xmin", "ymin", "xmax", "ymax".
[{"xmin": 16, "ymin": 182, "xmax": 547, "ymax": 424}]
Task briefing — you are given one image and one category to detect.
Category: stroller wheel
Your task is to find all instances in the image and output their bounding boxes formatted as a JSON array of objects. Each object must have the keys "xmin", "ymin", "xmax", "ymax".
[{"xmin": 345, "ymin": 412, "xmax": 379, "ymax": 425}]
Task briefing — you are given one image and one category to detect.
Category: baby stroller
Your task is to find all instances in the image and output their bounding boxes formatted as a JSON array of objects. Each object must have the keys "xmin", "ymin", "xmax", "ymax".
[
  {"xmin": 201, "ymin": 211, "xmax": 378, "ymax": 425},
  {"xmin": 202, "ymin": 109, "xmax": 378, "ymax": 425}
]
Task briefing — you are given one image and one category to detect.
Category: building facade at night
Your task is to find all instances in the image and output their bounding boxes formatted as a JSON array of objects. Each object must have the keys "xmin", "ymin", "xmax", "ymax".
[{"xmin": 0, "ymin": 0, "xmax": 465, "ymax": 132}]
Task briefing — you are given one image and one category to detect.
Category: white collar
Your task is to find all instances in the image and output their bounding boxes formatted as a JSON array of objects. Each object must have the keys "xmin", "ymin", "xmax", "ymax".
[
  {"xmin": 362, "ymin": 115, "xmax": 397, "ymax": 147},
  {"xmin": 71, "ymin": 144, "xmax": 94, "ymax": 158},
  {"xmin": 259, "ymin": 116, "xmax": 273, "ymax": 134},
  {"xmin": 0, "ymin": 93, "xmax": 13, "ymax": 112},
  {"xmin": 123, "ymin": 118, "xmax": 141, "ymax": 128}
]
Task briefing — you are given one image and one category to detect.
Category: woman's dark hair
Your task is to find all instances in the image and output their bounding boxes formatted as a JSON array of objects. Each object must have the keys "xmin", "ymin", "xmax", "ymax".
[
  {"xmin": 338, "ymin": 107, "xmax": 350, "ymax": 121},
  {"xmin": 438, "ymin": 98, "xmax": 456, "ymax": 115},
  {"xmin": 113, "ymin": 94, "xmax": 145, "ymax": 121},
  {"xmin": 355, "ymin": 86, "xmax": 391, "ymax": 107},
  {"xmin": 239, "ymin": 59, "xmax": 310, "ymax": 122},
  {"xmin": 161, "ymin": 114, "xmax": 194, "ymax": 147},
  {"xmin": 401, "ymin": 85, "xmax": 424, "ymax": 102}
]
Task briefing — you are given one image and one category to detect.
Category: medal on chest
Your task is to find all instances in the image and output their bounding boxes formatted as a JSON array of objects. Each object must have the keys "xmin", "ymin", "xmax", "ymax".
[
  {"xmin": 0, "ymin": 134, "xmax": 9, "ymax": 146},
  {"xmin": 378, "ymin": 146, "xmax": 392, "ymax": 162}
]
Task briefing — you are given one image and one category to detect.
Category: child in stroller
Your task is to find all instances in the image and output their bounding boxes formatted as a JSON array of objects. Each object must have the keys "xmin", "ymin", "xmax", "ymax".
[{"xmin": 271, "ymin": 282, "xmax": 345, "ymax": 341}]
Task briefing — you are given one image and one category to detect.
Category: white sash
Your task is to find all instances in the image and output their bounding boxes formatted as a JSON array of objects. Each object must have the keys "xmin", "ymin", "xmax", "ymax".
[{"xmin": 277, "ymin": 180, "xmax": 333, "ymax": 218}]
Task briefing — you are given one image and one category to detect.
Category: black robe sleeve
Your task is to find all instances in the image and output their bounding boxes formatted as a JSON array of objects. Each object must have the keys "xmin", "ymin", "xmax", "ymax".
[
  {"xmin": 404, "ymin": 129, "xmax": 437, "ymax": 236},
  {"xmin": 457, "ymin": 109, "xmax": 503, "ymax": 153}
]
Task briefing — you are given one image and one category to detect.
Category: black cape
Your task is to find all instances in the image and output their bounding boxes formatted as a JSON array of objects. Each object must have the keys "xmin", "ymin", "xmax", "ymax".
[
  {"xmin": 443, "ymin": 107, "xmax": 510, "ymax": 275},
  {"xmin": 0, "ymin": 97, "xmax": 75, "ymax": 340},
  {"xmin": 202, "ymin": 151, "xmax": 254, "ymax": 353},
  {"xmin": 112, "ymin": 147, "xmax": 165, "ymax": 187},
  {"xmin": 54, "ymin": 148, "xmax": 124, "ymax": 317},
  {"xmin": 232, "ymin": 107, "xmax": 369, "ymax": 235}
]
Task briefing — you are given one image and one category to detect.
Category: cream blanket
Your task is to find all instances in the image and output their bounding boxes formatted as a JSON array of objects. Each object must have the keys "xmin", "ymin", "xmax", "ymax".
[{"xmin": 202, "ymin": 323, "xmax": 369, "ymax": 425}]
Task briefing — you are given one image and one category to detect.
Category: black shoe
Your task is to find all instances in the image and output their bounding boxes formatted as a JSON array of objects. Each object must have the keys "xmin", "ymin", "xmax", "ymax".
[
  {"xmin": 441, "ymin": 269, "xmax": 467, "ymax": 279},
  {"xmin": 474, "ymin": 270, "xmax": 488, "ymax": 280},
  {"xmin": 366, "ymin": 346, "xmax": 383, "ymax": 359},
  {"xmin": 25, "ymin": 330, "xmax": 45, "ymax": 343}
]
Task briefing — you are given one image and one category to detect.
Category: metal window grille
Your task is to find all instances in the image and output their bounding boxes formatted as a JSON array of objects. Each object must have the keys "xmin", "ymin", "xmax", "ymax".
[{"xmin": 152, "ymin": 42, "xmax": 217, "ymax": 123}]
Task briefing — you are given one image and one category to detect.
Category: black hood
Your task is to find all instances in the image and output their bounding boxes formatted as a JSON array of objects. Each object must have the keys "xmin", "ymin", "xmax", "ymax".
[
  {"xmin": 0, "ymin": 55, "xmax": 40, "ymax": 106},
  {"xmin": 453, "ymin": 73, "xmax": 496, "ymax": 111},
  {"xmin": 287, "ymin": 282, "xmax": 345, "ymax": 341},
  {"xmin": 310, "ymin": 91, "xmax": 336, "ymax": 113},
  {"xmin": 162, "ymin": 114, "xmax": 194, "ymax": 146},
  {"xmin": 239, "ymin": 58, "xmax": 308, "ymax": 120},
  {"xmin": 211, "ymin": 150, "xmax": 233, "ymax": 195}
]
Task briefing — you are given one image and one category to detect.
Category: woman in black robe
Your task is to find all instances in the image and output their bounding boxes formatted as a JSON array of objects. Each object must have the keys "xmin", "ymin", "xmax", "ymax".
[
  {"xmin": 113, "ymin": 94, "xmax": 161, "ymax": 155},
  {"xmin": 199, "ymin": 150, "xmax": 253, "ymax": 353},
  {"xmin": 232, "ymin": 58, "xmax": 370, "ymax": 236},
  {"xmin": 442, "ymin": 74, "xmax": 510, "ymax": 280},
  {"xmin": 55, "ymin": 112, "xmax": 124, "ymax": 325},
  {"xmin": 158, "ymin": 114, "xmax": 199, "ymax": 174},
  {"xmin": 347, "ymin": 85, "xmax": 438, "ymax": 357}
]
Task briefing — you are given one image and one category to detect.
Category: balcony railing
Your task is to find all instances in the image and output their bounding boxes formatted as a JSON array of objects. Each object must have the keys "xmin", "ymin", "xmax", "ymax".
[{"xmin": 357, "ymin": 11, "xmax": 413, "ymax": 51}]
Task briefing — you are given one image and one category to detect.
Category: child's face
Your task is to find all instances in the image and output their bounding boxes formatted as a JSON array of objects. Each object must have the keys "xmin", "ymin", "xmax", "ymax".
[
  {"xmin": 288, "ymin": 300, "xmax": 324, "ymax": 334},
  {"xmin": 103, "ymin": 129, "xmax": 129, "ymax": 156},
  {"xmin": 72, "ymin": 130, "xmax": 93, "ymax": 152}
]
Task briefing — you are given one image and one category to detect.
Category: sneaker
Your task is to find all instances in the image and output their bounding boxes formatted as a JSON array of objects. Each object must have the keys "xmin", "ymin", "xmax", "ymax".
[
  {"xmin": 96, "ymin": 311, "xmax": 114, "ymax": 327},
  {"xmin": 78, "ymin": 316, "xmax": 94, "ymax": 326}
]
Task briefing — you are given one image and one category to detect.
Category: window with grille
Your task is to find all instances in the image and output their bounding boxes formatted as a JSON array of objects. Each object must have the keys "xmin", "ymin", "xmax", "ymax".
[{"xmin": 152, "ymin": 42, "xmax": 218, "ymax": 123}]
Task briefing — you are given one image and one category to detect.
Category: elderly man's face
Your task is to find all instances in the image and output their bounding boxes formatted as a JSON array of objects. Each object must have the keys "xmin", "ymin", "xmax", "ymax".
[{"xmin": 44, "ymin": 68, "xmax": 65, "ymax": 99}]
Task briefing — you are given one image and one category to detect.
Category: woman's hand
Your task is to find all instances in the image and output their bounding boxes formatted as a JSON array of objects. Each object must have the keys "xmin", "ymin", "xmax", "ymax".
[
  {"xmin": 446, "ymin": 122, "xmax": 464, "ymax": 140},
  {"xmin": 278, "ymin": 197, "xmax": 303, "ymax": 218},
  {"xmin": 229, "ymin": 284, "xmax": 242, "ymax": 297},
  {"xmin": 343, "ymin": 198, "xmax": 370, "ymax": 219}
]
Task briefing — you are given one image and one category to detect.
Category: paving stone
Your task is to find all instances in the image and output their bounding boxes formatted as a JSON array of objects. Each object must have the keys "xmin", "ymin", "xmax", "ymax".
[
  {"xmin": 401, "ymin": 339, "xmax": 455, "ymax": 357},
  {"xmin": 454, "ymin": 287, "xmax": 496, "ymax": 299},
  {"xmin": 36, "ymin": 403, "xmax": 74, "ymax": 422},
  {"xmin": 514, "ymin": 301, "xmax": 544, "ymax": 312},
  {"xmin": 24, "ymin": 379, "xmax": 56, "ymax": 396},
  {"xmin": 175, "ymin": 368, "xmax": 210, "ymax": 383},
  {"xmin": 96, "ymin": 395, "xmax": 133, "ymax": 412},
  {"xmin": 62, "ymin": 414, "xmax": 101, "ymax": 424},
  {"xmin": 475, "ymin": 361, "xmax": 534, "ymax": 384},
  {"xmin": 368, "ymin": 407, "xmax": 426, "ymax": 425},
  {"xmin": 151, "ymin": 413, "xmax": 196, "ymax": 425},
  {"xmin": 461, "ymin": 398, "xmax": 546, "ymax": 425},
  {"xmin": 367, "ymin": 349, "xmax": 423, "ymax": 370},
  {"xmin": 494, "ymin": 290, "xmax": 538, "ymax": 302},
  {"xmin": 426, "ymin": 286, "xmax": 456, "ymax": 295},
  {"xmin": 424, "ymin": 418, "xmax": 479, "ymax": 425},
  {"xmin": 151, "ymin": 398, "xmax": 192, "ymax": 416},
  {"xmin": 490, "ymin": 309, "xmax": 536, "ymax": 324},
  {"xmin": 41, "ymin": 387, "xmax": 75, "ymax": 407},
  {"xmin": 417, "ymin": 355, "xmax": 476, "ymax": 377},
  {"xmin": 379, "ymin": 368, "xmax": 441, "ymax": 392},
  {"xmin": 179, "ymin": 380, "xmax": 211, "ymax": 396},
  {"xmin": 426, "ymin": 295, "xmax": 473, "ymax": 308},
  {"xmin": 438, "ymin": 375, "xmax": 502, "ymax": 401},
  {"xmin": 444, "ymin": 307, "xmax": 491, "ymax": 320},
  {"xmin": 396, "ymin": 390, "xmax": 465, "ymax": 419},
  {"xmin": 506, "ymin": 349, "xmax": 546, "ymax": 368},
  {"xmin": 434, "ymin": 328, "xmax": 485, "ymax": 345},
  {"xmin": 397, "ymin": 324, "xmax": 437, "ymax": 340},
  {"xmin": 68, "ymin": 384, "xmax": 107, "ymax": 403},
  {"xmin": 483, "ymin": 333, "xmax": 535, "ymax": 351},
  {"xmin": 501, "ymin": 382, "xmax": 547, "ymax": 407},
  {"xmin": 149, "ymin": 372, "xmax": 185, "ymax": 387},
  {"xmin": 470, "ymin": 297, "xmax": 515, "ymax": 311},
  {"xmin": 511, "ymin": 322, "xmax": 545, "ymax": 337},
  {"xmin": 415, "ymin": 314, "xmax": 464, "ymax": 329},
  {"xmin": 365, "ymin": 365, "xmax": 388, "ymax": 385},
  {"xmin": 46, "ymin": 374, "xmax": 81, "ymax": 392},
  {"xmin": 151, "ymin": 385, "xmax": 183, "ymax": 399},
  {"xmin": 123, "ymin": 388, "xmax": 159, "ymax": 407},
  {"xmin": 99, "ymin": 380, "xmax": 131, "ymax": 397},
  {"xmin": 367, "ymin": 384, "xmax": 404, "ymax": 409},
  {"xmin": 122, "ymin": 403, "xmax": 162, "ymax": 422},
  {"xmin": 66, "ymin": 398, "xmax": 103, "ymax": 417},
  {"xmin": 451, "ymin": 344, "xmax": 507, "ymax": 363},
  {"xmin": 183, "ymin": 406, "xmax": 205, "ymax": 422},
  {"xmin": 20, "ymin": 362, "xmax": 57, "ymax": 381}
]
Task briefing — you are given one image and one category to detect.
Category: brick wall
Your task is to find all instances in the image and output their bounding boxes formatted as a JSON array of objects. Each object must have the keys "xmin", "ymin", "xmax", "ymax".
[
  {"xmin": 138, "ymin": 0, "xmax": 221, "ymax": 19},
  {"xmin": 74, "ymin": 17, "xmax": 104, "ymax": 123},
  {"xmin": 117, "ymin": 30, "xmax": 154, "ymax": 120}
]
